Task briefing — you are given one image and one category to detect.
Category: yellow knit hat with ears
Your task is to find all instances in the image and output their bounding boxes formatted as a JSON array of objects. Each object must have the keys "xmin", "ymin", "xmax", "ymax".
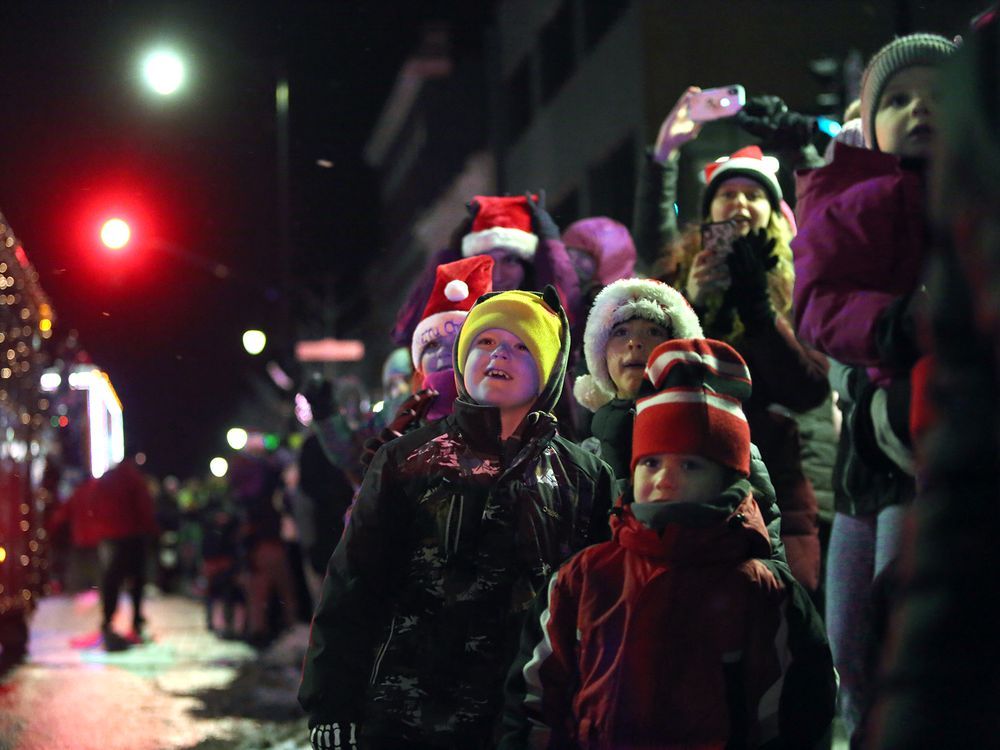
[{"xmin": 456, "ymin": 290, "xmax": 562, "ymax": 391}]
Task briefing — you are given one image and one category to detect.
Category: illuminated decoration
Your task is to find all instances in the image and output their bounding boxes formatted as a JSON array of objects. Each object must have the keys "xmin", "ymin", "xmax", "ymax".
[
  {"xmin": 100, "ymin": 218, "xmax": 131, "ymax": 250},
  {"xmin": 141, "ymin": 48, "xmax": 186, "ymax": 96},
  {"xmin": 42, "ymin": 365, "xmax": 124, "ymax": 478},
  {"xmin": 226, "ymin": 427, "xmax": 248, "ymax": 451},
  {"xmin": 295, "ymin": 338, "xmax": 365, "ymax": 362},
  {"xmin": 0, "ymin": 210, "xmax": 56, "ymax": 617},
  {"xmin": 242, "ymin": 329, "xmax": 266, "ymax": 355},
  {"xmin": 372, "ymin": 400, "xmax": 385, "ymax": 414},
  {"xmin": 209, "ymin": 457, "xmax": 229, "ymax": 478}
]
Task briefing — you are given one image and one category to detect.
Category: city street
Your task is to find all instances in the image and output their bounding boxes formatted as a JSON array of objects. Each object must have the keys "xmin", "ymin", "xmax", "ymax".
[{"xmin": 0, "ymin": 591, "xmax": 311, "ymax": 750}]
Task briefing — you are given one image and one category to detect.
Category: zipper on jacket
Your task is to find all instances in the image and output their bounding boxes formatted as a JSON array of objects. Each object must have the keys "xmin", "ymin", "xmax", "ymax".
[
  {"xmin": 369, "ymin": 615, "xmax": 397, "ymax": 686},
  {"xmin": 443, "ymin": 493, "xmax": 464, "ymax": 560}
]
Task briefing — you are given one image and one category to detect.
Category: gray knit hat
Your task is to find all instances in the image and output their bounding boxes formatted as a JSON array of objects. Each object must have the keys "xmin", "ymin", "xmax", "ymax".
[{"xmin": 860, "ymin": 33, "xmax": 958, "ymax": 150}]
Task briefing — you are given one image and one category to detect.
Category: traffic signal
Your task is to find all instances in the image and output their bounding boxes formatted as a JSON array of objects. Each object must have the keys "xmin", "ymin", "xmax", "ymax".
[{"xmin": 100, "ymin": 217, "xmax": 131, "ymax": 250}]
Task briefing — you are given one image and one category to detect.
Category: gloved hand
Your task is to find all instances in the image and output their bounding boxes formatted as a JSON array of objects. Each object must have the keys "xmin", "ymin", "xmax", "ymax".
[
  {"xmin": 310, "ymin": 722, "xmax": 358, "ymax": 750},
  {"xmin": 736, "ymin": 95, "xmax": 817, "ymax": 150},
  {"xmin": 726, "ymin": 228, "xmax": 778, "ymax": 326},
  {"xmin": 302, "ymin": 374, "xmax": 337, "ymax": 422},
  {"xmin": 524, "ymin": 190, "xmax": 560, "ymax": 242}
]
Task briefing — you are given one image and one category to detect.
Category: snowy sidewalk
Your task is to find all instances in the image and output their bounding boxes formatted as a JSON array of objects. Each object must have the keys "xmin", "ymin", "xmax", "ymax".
[{"xmin": 0, "ymin": 590, "xmax": 311, "ymax": 750}]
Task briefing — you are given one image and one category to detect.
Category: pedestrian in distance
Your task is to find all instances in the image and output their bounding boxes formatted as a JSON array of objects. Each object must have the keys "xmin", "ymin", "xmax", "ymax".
[
  {"xmin": 299, "ymin": 286, "xmax": 616, "ymax": 750},
  {"xmin": 92, "ymin": 450, "xmax": 158, "ymax": 651},
  {"xmin": 501, "ymin": 338, "xmax": 836, "ymax": 749}
]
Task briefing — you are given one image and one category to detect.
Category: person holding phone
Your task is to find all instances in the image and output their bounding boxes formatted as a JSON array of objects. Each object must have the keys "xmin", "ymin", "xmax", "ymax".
[{"xmin": 631, "ymin": 88, "xmax": 830, "ymax": 594}]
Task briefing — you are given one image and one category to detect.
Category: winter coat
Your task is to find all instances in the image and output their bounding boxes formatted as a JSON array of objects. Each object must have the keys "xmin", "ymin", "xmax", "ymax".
[
  {"xmin": 792, "ymin": 142, "xmax": 927, "ymax": 386},
  {"xmin": 729, "ymin": 316, "xmax": 829, "ymax": 590},
  {"xmin": 91, "ymin": 460, "xmax": 158, "ymax": 541},
  {"xmin": 631, "ymin": 146, "xmax": 828, "ymax": 589},
  {"xmin": 298, "ymin": 288, "xmax": 616, "ymax": 748},
  {"xmin": 500, "ymin": 486, "xmax": 836, "ymax": 750}
]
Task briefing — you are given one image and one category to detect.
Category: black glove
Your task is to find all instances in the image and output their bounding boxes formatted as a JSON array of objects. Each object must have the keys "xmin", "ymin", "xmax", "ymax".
[
  {"xmin": 736, "ymin": 95, "xmax": 818, "ymax": 150},
  {"xmin": 302, "ymin": 374, "xmax": 336, "ymax": 422},
  {"xmin": 726, "ymin": 229, "xmax": 778, "ymax": 326},
  {"xmin": 524, "ymin": 190, "xmax": 560, "ymax": 242},
  {"xmin": 310, "ymin": 722, "xmax": 358, "ymax": 750}
]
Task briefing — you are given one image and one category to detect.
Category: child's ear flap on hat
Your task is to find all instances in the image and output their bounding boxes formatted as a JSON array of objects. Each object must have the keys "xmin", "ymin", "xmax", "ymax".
[{"xmin": 541, "ymin": 284, "xmax": 562, "ymax": 313}]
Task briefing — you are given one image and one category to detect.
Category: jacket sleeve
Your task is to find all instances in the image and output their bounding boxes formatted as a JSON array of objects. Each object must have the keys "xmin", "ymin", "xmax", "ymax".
[
  {"xmin": 632, "ymin": 150, "xmax": 681, "ymax": 275},
  {"xmin": 741, "ymin": 316, "xmax": 831, "ymax": 414},
  {"xmin": 534, "ymin": 237, "xmax": 582, "ymax": 331},
  {"xmin": 499, "ymin": 568, "xmax": 582, "ymax": 750},
  {"xmin": 792, "ymin": 188, "xmax": 915, "ymax": 367},
  {"xmin": 748, "ymin": 560, "xmax": 837, "ymax": 749},
  {"xmin": 297, "ymin": 444, "xmax": 410, "ymax": 729}
]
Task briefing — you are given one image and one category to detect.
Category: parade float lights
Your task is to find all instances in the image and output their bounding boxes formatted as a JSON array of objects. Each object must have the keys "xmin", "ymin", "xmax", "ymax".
[{"xmin": 40, "ymin": 365, "xmax": 124, "ymax": 478}]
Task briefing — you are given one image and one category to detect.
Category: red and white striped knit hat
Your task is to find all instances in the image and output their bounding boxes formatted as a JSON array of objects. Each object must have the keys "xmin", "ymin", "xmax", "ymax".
[{"xmin": 632, "ymin": 338, "xmax": 752, "ymax": 475}]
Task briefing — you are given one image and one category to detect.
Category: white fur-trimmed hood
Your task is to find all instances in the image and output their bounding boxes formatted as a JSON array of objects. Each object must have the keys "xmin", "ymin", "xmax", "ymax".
[{"xmin": 574, "ymin": 278, "xmax": 702, "ymax": 412}]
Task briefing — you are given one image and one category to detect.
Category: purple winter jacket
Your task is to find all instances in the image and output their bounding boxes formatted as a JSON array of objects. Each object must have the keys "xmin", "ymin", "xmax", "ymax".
[{"xmin": 792, "ymin": 142, "xmax": 927, "ymax": 385}]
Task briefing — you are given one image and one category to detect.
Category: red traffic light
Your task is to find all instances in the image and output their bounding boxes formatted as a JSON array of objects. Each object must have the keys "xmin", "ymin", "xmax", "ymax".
[{"xmin": 100, "ymin": 218, "xmax": 131, "ymax": 250}]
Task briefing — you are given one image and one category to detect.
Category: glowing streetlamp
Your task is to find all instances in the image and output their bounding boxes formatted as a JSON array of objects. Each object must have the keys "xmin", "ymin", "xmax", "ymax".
[
  {"xmin": 141, "ymin": 49, "xmax": 186, "ymax": 96},
  {"xmin": 209, "ymin": 457, "xmax": 229, "ymax": 478},
  {"xmin": 242, "ymin": 329, "xmax": 266, "ymax": 356},
  {"xmin": 226, "ymin": 427, "xmax": 248, "ymax": 451}
]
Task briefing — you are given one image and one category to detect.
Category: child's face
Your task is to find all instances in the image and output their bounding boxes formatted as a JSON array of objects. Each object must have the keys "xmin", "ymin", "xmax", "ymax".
[
  {"xmin": 485, "ymin": 248, "xmax": 526, "ymax": 291},
  {"xmin": 874, "ymin": 65, "xmax": 937, "ymax": 158},
  {"xmin": 606, "ymin": 318, "xmax": 671, "ymax": 399},
  {"xmin": 633, "ymin": 452, "xmax": 731, "ymax": 504},
  {"xmin": 419, "ymin": 328, "xmax": 459, "ymax": 376},
  {"xmin": 709, "ymin": 177, "xmax": 772, "ymax": 234},
  {"xmin": 462, "ymin": 327, "xmax": 540, "ymax": 410}
]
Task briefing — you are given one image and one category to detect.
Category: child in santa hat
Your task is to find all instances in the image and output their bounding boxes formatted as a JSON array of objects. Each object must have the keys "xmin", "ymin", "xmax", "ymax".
[
  {"xmin": 635, "ymin": 92, "xmax": 830, "ymax": 593},
  {"xmin": 300, "ymin": 286, "xmax": 615, "ymax": 750},
  {"xmin": 359, "ymin": 256, "xmax": 494, "ymax": 474},
  {"xmin": 502, "ymin": 338, "xmax": 835, "ymax": 750}
]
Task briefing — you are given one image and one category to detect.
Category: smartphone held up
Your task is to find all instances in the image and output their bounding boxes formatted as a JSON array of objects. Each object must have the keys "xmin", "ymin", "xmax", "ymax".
[
  {"xmin": 700, "ymin": 218, "xmax": 745, "ymax": 258},
  {"xmin": 688, "ymin": 85, "xmax": 746, "ymax": 123}
]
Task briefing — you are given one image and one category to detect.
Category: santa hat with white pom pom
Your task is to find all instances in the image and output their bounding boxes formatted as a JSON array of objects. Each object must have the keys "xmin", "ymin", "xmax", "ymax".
[{"xmin": 411, "ymin": 255, "xmax": 494, "ymax": 370}]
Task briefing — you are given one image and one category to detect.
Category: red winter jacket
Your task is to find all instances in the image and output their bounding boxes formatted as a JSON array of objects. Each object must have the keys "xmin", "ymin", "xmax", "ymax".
[
  {"xmin": 500, "ymin": 489, "xmax": 836, "ymax": 750},
  {"xmin": 91, "ymin": 460, "xmax": 158, "ymax": 541}
]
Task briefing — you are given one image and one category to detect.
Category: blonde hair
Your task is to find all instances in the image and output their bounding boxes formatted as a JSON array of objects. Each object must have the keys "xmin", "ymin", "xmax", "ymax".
[{"xmin": 671, "ymin": 209, "xmax": 795, "ymax": 340}]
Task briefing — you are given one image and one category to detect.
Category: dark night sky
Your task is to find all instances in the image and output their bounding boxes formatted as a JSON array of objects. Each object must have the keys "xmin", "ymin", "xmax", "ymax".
[{"xmin": 0, "ymin": 2, "xmax": 492, "ymax": 478}]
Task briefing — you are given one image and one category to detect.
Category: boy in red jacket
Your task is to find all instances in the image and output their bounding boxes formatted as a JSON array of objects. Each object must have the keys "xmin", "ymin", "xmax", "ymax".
[{"xmin": 501, "ymin": 338, "xmax": 835, "ymax": 749}]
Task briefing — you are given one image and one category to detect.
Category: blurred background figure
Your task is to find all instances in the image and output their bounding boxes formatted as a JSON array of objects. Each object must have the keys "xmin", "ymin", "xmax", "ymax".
[
  {"xmin": 229, "ymin": 441, "xmax": 299, "ymax": 649},
  {"xmin": 91, "ymin": 449, "xmax": 159, "ymax": 650}
]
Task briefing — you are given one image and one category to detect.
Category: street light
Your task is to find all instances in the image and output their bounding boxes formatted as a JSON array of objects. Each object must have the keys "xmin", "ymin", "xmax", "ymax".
[
  {"xmin": 209, "ymin": 456, "xmax": 228, "ymax": 478},
  {"xmin": 242, "ymin": 329, "xmax": 266, "ymax": 356},
  {"xmin": 141, "ymin": 49, "xmax": 186, "ymax": 96},
  {"xmin": 226, "ymin": 427, "xmax": 248, "ymax": 451}
]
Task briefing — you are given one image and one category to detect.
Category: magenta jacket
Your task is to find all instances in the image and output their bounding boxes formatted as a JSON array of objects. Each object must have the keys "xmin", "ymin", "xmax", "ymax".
[{"xmin": 792, "ymin": 143, "xmax": 927, "ymax": 384}]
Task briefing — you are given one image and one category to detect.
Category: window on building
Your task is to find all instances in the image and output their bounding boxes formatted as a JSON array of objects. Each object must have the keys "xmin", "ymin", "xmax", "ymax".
[
  {"xmin": 506, "ymin": 57, "xmax": 532, "ymax": 144},
  {"xmin": 587, "ymin": 136, "xmax": 637, "ymax": 225},
  {"xmin": 582, "ymin": 0, "xmax": 628, "ymax": 51},
  {"xmin": 540, "ymin": 0, "xmax": 575, "ymax": 102}
]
